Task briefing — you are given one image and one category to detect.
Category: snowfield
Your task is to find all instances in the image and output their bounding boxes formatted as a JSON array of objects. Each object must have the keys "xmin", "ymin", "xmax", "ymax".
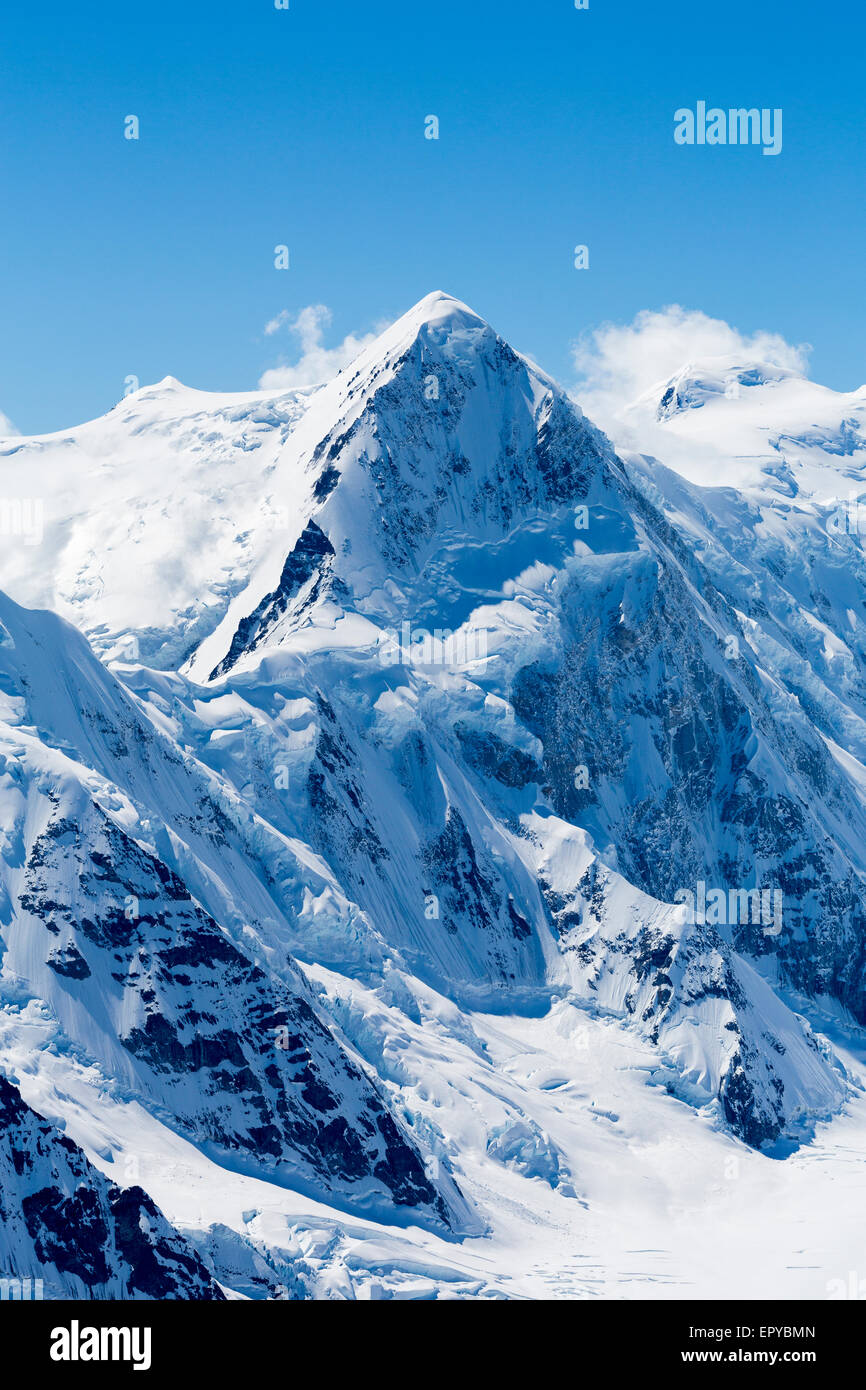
[{"xmin": 4, "ymin": 969, "xmax": 866, "ymax": 1300}]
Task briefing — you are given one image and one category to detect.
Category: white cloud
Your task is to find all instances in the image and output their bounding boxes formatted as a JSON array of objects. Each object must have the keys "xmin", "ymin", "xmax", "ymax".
[
  {"xmin": 263, "ymin": 309, "xmax": 293, "ymax": 337},
  {"xmin": 258, "ymin": 304, "xmax": 381, "ymax": 390},
  {"xmin": 0, "ymin": 409, "xmax": 19, "ymax": 437},
  {"xmin": 571, "ymin": 305, "xmax": 810, "ymax": 431}
]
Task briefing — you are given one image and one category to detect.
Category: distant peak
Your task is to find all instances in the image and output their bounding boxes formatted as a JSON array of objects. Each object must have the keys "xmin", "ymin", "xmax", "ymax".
[
  {"xmin": 627, "ymin": 355, "xmax": 806, "ymax": 422},
  {"xmin": 124, "ymin": 375, "xmax": 188, "ymax": 403}
]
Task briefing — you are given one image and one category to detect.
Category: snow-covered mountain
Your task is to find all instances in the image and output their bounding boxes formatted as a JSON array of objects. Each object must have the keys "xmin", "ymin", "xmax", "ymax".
[
  {"xmin": 1, "ymin": 293, "xmax": 865, "ymax": 1299},
  {"xmin": 0, "ymin": 1072, "xmax": 223, "ymax": 1299},
  {"xmin": 615, "ymin": 358, "xmax": 866, "ymax": 1017}
]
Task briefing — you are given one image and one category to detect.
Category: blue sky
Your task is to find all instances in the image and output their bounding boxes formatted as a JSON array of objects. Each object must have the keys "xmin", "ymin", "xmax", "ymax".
[{"xmin": 1, "ymin": 0, "xmax": 864, "ymax": 433}]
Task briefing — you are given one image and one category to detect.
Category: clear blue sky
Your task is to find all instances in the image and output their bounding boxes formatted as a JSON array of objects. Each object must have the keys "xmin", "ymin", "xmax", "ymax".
[{"xmin": 1, "ymin": 0, "xmax": 864, "ymax": 433}]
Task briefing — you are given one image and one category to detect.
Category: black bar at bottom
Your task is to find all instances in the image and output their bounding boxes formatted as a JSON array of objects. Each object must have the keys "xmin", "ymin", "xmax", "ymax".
[{"xmin": 4, "ymin": 1297, "xmax": 856, "ymax": 1376}]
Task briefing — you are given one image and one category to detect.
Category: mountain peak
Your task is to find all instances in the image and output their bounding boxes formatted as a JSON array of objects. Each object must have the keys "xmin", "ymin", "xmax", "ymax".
[
  {"xmin": 348, "ymin": 291, "xmax": 492, "ymax": 376},
  {"xmin": 183, "ymin": 290, "xmax": 614, "ymax": 681},
  {"xmin": 403, "ymin": 289, "xmax": 486, "ymax": 328}
]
